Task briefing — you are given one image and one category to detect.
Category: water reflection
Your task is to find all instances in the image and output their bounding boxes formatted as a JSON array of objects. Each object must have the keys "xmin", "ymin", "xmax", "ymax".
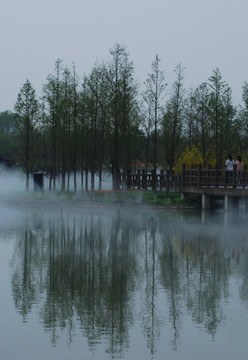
[{"xmin": 9, "ymin": 209, "xmax": 248, "ymax": 357}]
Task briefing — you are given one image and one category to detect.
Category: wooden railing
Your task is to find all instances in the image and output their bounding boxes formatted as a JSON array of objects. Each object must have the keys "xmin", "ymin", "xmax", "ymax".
[
  {"xmin": 121, "ymin": 169, "xmax": 182, "ymax": 191},
  {"xmin": 182, "ymin": 164, "xmax": 248, "ymax": 189},
  {"xmin": 121, "ymin": 164, "xmax": 248, "ymax": 191}
]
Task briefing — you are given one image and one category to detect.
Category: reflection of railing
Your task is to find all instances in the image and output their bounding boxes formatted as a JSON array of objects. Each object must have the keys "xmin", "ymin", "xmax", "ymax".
[{"xmin": 122, "ymin": 164, "xmax": 248, "ymax": 191}]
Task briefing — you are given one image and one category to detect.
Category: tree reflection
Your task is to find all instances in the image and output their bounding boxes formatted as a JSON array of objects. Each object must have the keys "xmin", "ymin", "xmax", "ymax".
[
  {"xmin": 140, "ymin": 215, "xmax": 163, "ymax": 355},
  {"xmin": 11, "ymin": 215, "xmax": 46, "ymax": 320},
  {"xmin": 180, "ymin": 232, "xmax": 229, "ymax": 337},
  {"xmin": 159, "ymin": 232, "xmax": 182, "ymax": 349},
  {"xmin": 158, "ymin": 214, "xmax": 231, "ymax": 339},
  {"xmin": 10, "ymin": 209, "xmax": 248, "ymax": 356},
  {"xmin": 12, "ymin": 211, "xmax": 139, "ymax": 354}
]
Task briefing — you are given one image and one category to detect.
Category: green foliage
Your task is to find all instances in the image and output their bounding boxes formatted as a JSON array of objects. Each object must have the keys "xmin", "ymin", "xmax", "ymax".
[
  {"xmin": 207, "ymin": 68, "xmax": 236, "ymax": 168},
  {"xmin": 14, "ymin": 80, "xmax": 40, "ymax": 189},
  {"xmin": 0, "ymin": 111, "xmax": 18, "ymax": 160},
  {"xmin": 161, "ymin": 64, "xmax": 185, "ymax": 170},
  {"xmin": 142, "ymin": 191, "xmax": 184, "ymax": 205}
]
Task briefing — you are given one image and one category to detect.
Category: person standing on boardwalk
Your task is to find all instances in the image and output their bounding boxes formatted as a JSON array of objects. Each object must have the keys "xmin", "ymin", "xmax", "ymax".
[
  {"xmin": 236, "ymin": 155, "xmax": 243, "ymax": 185},
  {"xmin": 225, "ymin": 154, "xmax": 235, "ymax": 182}
]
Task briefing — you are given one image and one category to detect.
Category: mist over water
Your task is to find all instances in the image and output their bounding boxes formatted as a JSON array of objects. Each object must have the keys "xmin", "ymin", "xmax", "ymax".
[
  {"xmin": 1, "ymin": 205, "xmax": 248, "ymax": 360},
  {"xmin": 0, "ymin": 168, "xmax": 113, "ymax": 196}
]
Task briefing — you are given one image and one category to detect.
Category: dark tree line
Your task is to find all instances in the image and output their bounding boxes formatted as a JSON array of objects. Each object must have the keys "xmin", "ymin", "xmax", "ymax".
[{"xmin": 1, "ymin": 43, "xmax": 248, "ymax": 191}]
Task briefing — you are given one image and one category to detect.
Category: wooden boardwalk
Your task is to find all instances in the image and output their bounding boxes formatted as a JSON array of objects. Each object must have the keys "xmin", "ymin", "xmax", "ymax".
[
  {"xmin": 124, "ymin": 165, "xmax": 248, "ymax": 210},
  {"xmin": 124, "ymin": 166, "xmax": 248, "ymax": 191}
]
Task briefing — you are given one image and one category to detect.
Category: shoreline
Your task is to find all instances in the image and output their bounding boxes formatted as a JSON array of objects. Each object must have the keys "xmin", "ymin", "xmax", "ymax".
[{"xmin": 0, "ymin": 194, "xmax": 198, "ymax": 213}]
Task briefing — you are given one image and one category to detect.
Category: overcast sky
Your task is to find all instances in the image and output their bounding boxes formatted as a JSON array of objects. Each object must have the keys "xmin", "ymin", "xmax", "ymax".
[{"xmin": 1, "ymin": 0, "xmax": 248, "ymax": 111}]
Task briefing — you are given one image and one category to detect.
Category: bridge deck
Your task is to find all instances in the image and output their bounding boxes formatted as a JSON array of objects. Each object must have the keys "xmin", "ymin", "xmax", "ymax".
[{"xmin": 181, "ymin": 186, "xmax": 248, "ymax": 197}]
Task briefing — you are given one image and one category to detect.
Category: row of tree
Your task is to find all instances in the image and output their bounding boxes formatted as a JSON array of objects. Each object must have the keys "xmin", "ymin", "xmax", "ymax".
[{"xmin": 1, "ymin": 42, "xmax": 248, "ymax": 191}]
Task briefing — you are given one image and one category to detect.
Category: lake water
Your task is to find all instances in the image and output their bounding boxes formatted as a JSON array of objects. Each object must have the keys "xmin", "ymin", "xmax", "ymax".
[{"xmin": 1, "ymin": 204, "xmax": 248, "ymax": 360}]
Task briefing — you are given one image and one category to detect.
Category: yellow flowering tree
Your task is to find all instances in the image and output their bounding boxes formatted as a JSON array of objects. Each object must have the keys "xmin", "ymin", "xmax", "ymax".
[{"xmin": 174, "ymin": 145, "xmax": 217, "ymax": 174}]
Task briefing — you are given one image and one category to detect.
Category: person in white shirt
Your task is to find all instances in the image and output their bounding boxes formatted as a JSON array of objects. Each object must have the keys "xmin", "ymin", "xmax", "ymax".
[
  {"xmin": 225, "ymin": 154, "xmax": 235, "ymax": 182},
  {"xmin": 226, "ymin": 154, "xmax": 234, "ymax": 171}
]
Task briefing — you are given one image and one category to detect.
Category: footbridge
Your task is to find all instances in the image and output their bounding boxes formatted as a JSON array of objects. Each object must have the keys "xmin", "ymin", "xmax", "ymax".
[
  {"xmin": 124, "ymin": 164, "xmax": 248, "ymax": 211},
  {"xmin": 180, "ymin": 164, "xmax": 248, "ymax": 211}
]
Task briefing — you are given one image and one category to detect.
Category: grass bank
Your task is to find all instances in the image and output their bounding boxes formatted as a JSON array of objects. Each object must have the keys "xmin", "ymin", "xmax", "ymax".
[{"xmin": 14, "ymin": 189, "xmax": 199, "ymax": 208}]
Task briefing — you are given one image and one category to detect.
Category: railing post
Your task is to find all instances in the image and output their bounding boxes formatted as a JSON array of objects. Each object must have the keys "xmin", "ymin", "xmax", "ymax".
[
  {"xmin": 160, "ymin": 169, "xmax": 164, "ymax": 191},
  {"xmin": 137, "ymin": 169, "xmax": 141, "ymax": 190},
  {"xmin": 142, "ymin": 169, "xmax": 147, "ymax": 190},
  {"xmin": 208, "ymin": 164, "xmax": 211, "ymax": 187},
  {"xmin": 215, "ymin": 164, "xmax": 218, "ymax": 188},
  {"xmin": 182, "ymin": 163, "xmax": 186, "ymax": 187},
  {"xmin": 233, "ymin": 163, "xmax": 237, "ymax": 188},
  {"xmin": 166, "ymin": 169, "xmax": 171, "ymax": 195},
  {"xmin": 127, "ymin": 169, "xmax": 131, "ymax": 189},
  {"xmin": 171, "ymin": 169, "xmax": 174, "ymax": 190},
  {"xmin": 152, "ymin": 170, "xmax": 156, "ymax": 192},
  {"xmin": 198, "ymin": 164, "xmax": 202, "ymax": 187}
]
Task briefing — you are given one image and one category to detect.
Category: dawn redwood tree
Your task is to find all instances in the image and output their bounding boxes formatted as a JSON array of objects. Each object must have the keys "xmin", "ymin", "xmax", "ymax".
[
  {"xmin": 60, "ymin": 66, "xmax": 73, "ymax": 192},
  {"xmin": 221, "ymin": 86, "xmax": 236, "ymax": 159},
  {"xmin": 181, "ymin": 83, "xmax": 211, "ymax": 168},
  {"xmin": 14, "ymin": 79, "xmax": 39, "ymax": 190},
  {"xmin": 162, "ymin": 63, "xmax": 185, "ymax": 170},
  {"xmin": 143, "ymin": 54, "xmax": 166, "ymax": 174},
  {"xmin": 77, "ymin": 77, "xmax": 89, "ymax": 191},
  {"xmin": 183, "ymin": 88, "xmax": 197, "ymax": 150},
  {"xmin": 107, "ymin": 43, "xmax": 139, "ymax": 189},
  {"xmin": 108, "ymin": 43, "xmax": 125, "ymax": 189},
  {"xmin": 118, "ymin": 53, "xmax": 139, "ymax": 187},
  {"xmin": 193, "ymin": 83, "xmax": 210, "ymax": 168},
  {"xmin": 140, "ymin": 104, "xmax": 153, "ymax": 171},
  {"xmin": 42, "ymin": 59, "xmax": 63, "ymax": 190},
  {"xmin": 0, "ymin": 111, "xmax": 17, "ymax": 160},
  {"xmin": 96, "ymin": 63, "xmax": 110, "ymax": 190},
  {"xmin": 236, "ymin": 82, "xmax": 248, "ymax": 152},
  {"xmin": 207, "ymin": 68, "xmax": 231, "ymax": 168},
  {"xmin": 85, "ymin": 62, "xmax": 110, "ymax": 191},
  {"xmin": 83, "ymin": 64, "xmax": 103, "ymax": 192},
  {"xmin": 72, "ymin": 64, "xmax": 79, "ymax": 192}
]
